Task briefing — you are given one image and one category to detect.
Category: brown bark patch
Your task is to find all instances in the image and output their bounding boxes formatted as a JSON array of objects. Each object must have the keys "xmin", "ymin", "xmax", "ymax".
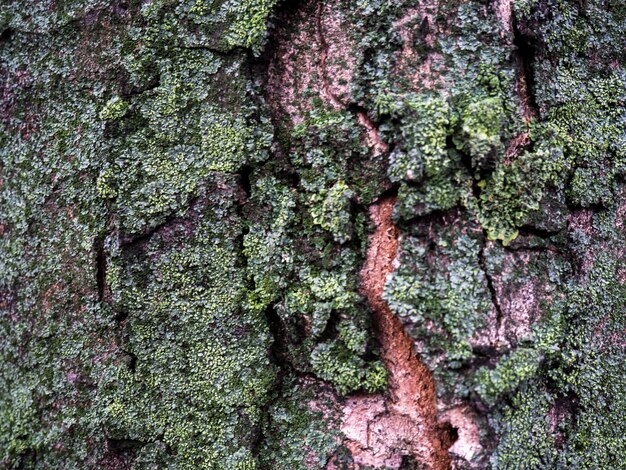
[
  {"xmin": 356, "ymin": 110, "xmax": 389, "ymax": 158},
  {"xmin": 265, "ymin": 0, "xmax": 387, "ymax": 158},
  {"xmin": 338, "ymin": 196, "xmax": 451, "ymax": 469},
  {"xmin": 504, "ymin": 131, "xmax": 531, "ymax": 164},
  {"xmin": 266, "ymin": 0, "xmax": 357, "ymax": 126},
  {"xmin": 315, "ymin": 1, "xmax": 355, "ymax": 110},
  {"xmin": 494, "ymin": 0, "xmax": 513, "ymax": 37},
  {"xmin": 391, "ymin": 6, "xmax": 446, "ymax": 94},
  {"xmin": 548, "ymin": 394, "xmax": 578, "ymax": 449}
]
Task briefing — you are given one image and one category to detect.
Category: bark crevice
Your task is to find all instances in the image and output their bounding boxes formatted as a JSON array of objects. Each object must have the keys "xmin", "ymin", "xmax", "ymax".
[
  {"xmin": 95, "ymin": 236, "xmax": 107, "ymax": 302},
  {"xmin": 512, "ymin": 10, "xmax": 540, "ymax": 121},
  {"xmin": 478, "ymin": 243, "xmax": 504, "ymax": 340},
  {"xmin": 340, "ymin": 193, "xmax": 452, "ymax": 469}
]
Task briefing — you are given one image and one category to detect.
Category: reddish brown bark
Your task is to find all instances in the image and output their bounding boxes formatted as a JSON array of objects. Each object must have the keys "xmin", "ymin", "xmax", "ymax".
[{"xmin": 339, "ymin": 197, "xmax": 451, "ymax": 469}]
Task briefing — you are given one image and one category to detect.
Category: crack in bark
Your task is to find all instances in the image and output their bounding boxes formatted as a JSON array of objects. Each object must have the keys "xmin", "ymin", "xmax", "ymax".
[
  {"xmin": 0, "ymin": 27, "xmax": 13, "ymax": 43},
  {"xmin": 344, "ymin": 194, "xmax": 451, "ymax": 469},
  {"xmin": 95, "ymin": 236, "xmax": 107, "ymax": 303},
  {"xmin": 478, "ymin": 243, "xmax": 504, "ymax": 341},
  {"xmin": 118, "ymin": 196, "xmax": 204, "ymax": 248},
  {"xmin": 512, "ymin": 11, "xmax": 540, "ymax": 122},
  {"xmin": 518, "ymin": 225, "xmax": 561, "ymax": 239}
]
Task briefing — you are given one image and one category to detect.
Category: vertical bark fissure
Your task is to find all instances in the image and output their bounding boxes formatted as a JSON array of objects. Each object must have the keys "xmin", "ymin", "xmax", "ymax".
[
  {"xmin": 359, "ymin": 195, "xmax": 451, "ymax": 469},
  {"xmin": 511, "ymin": 11, "xmax": 540, "ymax": 121},
  {"xmin": 95, "ymin": 236, "xmax": 106, "ymax": 302},
  {"xmin": 478, "ymin": 243, "xmax": 504, "ymax": 335}
]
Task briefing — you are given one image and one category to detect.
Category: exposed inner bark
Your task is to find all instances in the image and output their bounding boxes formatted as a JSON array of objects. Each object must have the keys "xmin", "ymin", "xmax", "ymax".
[
  {"xmin": 340, "ymin": 196, "xmax": 451, "ymax": 469},
  {"xmin": 263, "ymin": 2, "xmax": 465, "ymax": 465}
]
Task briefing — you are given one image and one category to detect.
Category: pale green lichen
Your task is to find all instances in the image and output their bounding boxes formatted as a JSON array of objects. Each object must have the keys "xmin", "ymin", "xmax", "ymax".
[
  {"xmin": 384, "ymin": 229, "xmax": 491, "ymax": 368},
  {"xmin": 101, "ymin": 182, "xmax": 276, "ymax": 468},
  {"xmin": 387, "ymin": 94, "xmax": 450, "ymax": 183},
  {"xmin": 224, "ymin": 0, "xmax": 278, "ymax": 54},
  {"xmin": 477, "ymin": 130, "xmax": 569, "ymax": 245},
  {"xmin": 311, "ymin": 341, "xmax": 387, "ymax": 395},
  {"xmin": 309, "ymin": 180, "xmax": 355, "ymax": 244},
  {"xmin": 99, "ymin": 96, "xmax": 129, "ymax": 121}
]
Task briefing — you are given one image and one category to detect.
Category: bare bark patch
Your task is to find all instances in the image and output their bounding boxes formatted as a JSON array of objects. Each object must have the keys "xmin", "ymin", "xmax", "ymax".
[
  {"xmin": 440, "ymin": 405, "xmax": 482, "ymax": 465},
  {"xmin": 504, "ymin": 131, "xmax": 531, "ymax": 164},
  {"xmin": 614, "ymin": 193, "xmax": 626, "ymax": 234},
  {"xmin": 472, "ymin": 248, "xmax": 553, "ymax": 351},
  {"xmin": 494, "ymin": 0, "xmax": 513, "ymax": 37},
  {"xmin": 392, "ymin": 6, "xmax": 446, "ymax": 94},
  {"xmin": 338, "ymin": 196, "xmax": 452, "ymax": 469},
  {"xmin": 315, "ymin": 1, "xmax": 356, "ymax": 110},
  {"xmin": 548, "ymin": 394, "xmax": 578, "ymax": 449},
  {"xmin": 357, "ymin": 111, "xmax": 389, "ymax": 157},
  {"xmin": 265, "ymin": 0, "xmax": 388, "ymax": 158},
  {"xmin": 266, "ymin": 0, "xmax": 357, "ymax": 126}
]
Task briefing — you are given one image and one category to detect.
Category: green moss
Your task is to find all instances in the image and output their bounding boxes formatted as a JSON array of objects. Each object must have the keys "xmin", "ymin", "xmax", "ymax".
[
  {"xmin": 547, "ymin": 70, "xmax": 626, "ymax": 208},
  {"xmin": 102, "ymin": 46, "xmax": 272, "ymax": 233},
  {"xmin": 96, "ymin": 168, "xmax": 118, "ymax": 199},
  {"xmin": 242, "ymin": 109, "xmax": 387, "ymax": 396},
  {"xmin": 243, "ymin": 177, "xmax": 298, "ymax": 313},
  {"xmin": 201, "ymin": 113, "xmax": 250, "ymax": 172},
  {"xmin": 457, "ymin": 96, "xmax": 505, "ymax": 171},
  {"xmin": 0, "ymin": 1, "xmax": 281, "ymax": 466},
  {"xmin": 486, "ymin": 248, "xmax": 626, "ymax": 466},
  {"xmin": 290, "ymin": 106, "xmax": 387, "ymax": 204},
  {"xmin": 2, "ymin": 0, "xmax": 625, "ymax": 466}
]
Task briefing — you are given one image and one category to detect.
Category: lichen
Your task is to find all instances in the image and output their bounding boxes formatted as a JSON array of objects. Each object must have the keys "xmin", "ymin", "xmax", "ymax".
[
  {"xmin": 1, "ymin": 0, "xmax": 625, "ymax": 467},
  {"xmin": 384, "ymin": 221, "xmax": 492, "ymax": 369}
]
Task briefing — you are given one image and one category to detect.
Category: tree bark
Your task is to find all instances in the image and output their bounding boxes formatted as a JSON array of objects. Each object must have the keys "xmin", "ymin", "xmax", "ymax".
[{"xmin": 0, "ymin": 0, "xmax": 624, "ymax": 468}]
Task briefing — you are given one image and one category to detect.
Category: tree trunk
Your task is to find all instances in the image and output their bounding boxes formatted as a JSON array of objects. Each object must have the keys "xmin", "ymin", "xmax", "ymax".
[{"xmin": 1, "ymin": 0, "xmax": 624, "ymax": 468}]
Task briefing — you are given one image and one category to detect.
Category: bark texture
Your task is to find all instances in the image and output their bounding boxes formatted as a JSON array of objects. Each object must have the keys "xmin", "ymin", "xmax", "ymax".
[{"xmin": 0, "ymin": 0, "xmax": 625, "ymax": 468}]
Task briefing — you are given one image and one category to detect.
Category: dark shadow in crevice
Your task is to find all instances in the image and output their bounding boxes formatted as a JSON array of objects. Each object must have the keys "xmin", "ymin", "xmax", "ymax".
[
  {"xmin": 512, "ymin": 12, "xmax": 540, "ymax": 118},
  {"xmin": 518, "ymin": 225, "xmax": 561, "ymax": 239},
  {"xmin": 438, "ymin": 420, "xmax": 460, "ymax": 450},
  {"xmin": 478, "ymin": 243, "xmax": 504, "ymax": 334},
  {"xmin": 121, "ymin": 350, "xmax": 137, "ymax": 373},
  {"xmin": 239, "ymin": 164, "xmax": 254, "ymax": 199},
  {"xmin": 95, "ymin": 237, "xmax": 107, "ymax": 302},
  {"xmin": 0, "ymin": 28, "xmax": 14, "ymax": 43},
  {"xmin": 103, "ymin": 437, "xmax": 144, "ymax": 468},
  {"xmin": 264, "ymin": 303, "xmax": 291, "ymax": 367}
]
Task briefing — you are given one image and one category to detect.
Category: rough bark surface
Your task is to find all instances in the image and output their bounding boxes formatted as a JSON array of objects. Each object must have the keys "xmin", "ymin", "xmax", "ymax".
[{"xmin": 1, "ymin": 0, "xmax": 625, "ymax": 469}]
